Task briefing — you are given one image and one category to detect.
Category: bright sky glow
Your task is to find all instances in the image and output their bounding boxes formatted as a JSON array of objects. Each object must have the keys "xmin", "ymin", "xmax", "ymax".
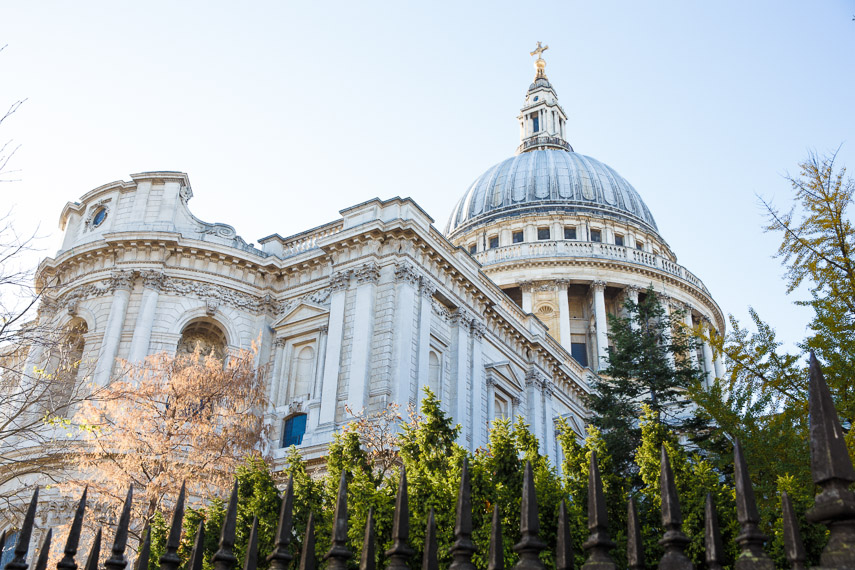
[{"xmin": 2, "ymin": 1, "xmax": 854, "ymax": 349}]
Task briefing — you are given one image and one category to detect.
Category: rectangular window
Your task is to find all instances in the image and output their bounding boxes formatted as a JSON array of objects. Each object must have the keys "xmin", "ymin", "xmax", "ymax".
[
  {"xmin": 282, "ymin": 414, "xmax": 307, "ymax": 447},
  {"xmin": 512, "ymin": 230, "xmax": 524, "ymax": 243},
  {"xmin": 489, "ymin": 236, "xmax": 499, "ymax": 249},
  {"xmin": 537, "ymin": 227, "xmax": 550, "ymax": 240},
  {"xmin": 590, "ymin": 229, "xmax": 602, "ymax": 242},
  {"xmin": 533, "ymin": 116, "xmax": 540, "ymax": 133},
  {"xmin": 570, "ymin": 343, "xmax": 588, "ymax": 367},
  {"xmin": 564, "ymin": 227, "xmax": 576, "ymax": 240},
  {"xmin": 615, "ymin": 234, "xmax": 624, "ymax": 246},
  {"xmin": 468, "ymin": 244, "xmax": 476, "ymax": 254},
  {"xmin": 636, "ymin": 241, "xmax": 644, "ymax": 251}
]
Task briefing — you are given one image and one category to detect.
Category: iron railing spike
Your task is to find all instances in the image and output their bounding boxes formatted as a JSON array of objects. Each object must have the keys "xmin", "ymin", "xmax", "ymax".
[
  {"xmin": 513, "ymin": 461, "xmax": 546, "ymax": 570},
  {"xmin": 323, "ymin": 471, "xmax": 352, "ymax": 570},
  {"xmin": 243, "ymin": 517, "xmax": 259, "ymax": 570},
  {"xmin": 298, "ymin": 512, "xmax": 317, "ymax": 570},
  {"xmin": 626, "ymin": 497, "xmax": 643, "ymax": 570},
  {"xmin": 704, "ymin": 493, "xmax": 724, "ymax": 570},
  {"xmin": 360, "ymin": 508, "xmax": 376, "ymax": 570},
  {"xmin": 0, "ymin": 531, "xmax": 6, "ymax": 564},
  {"xmin": 83, "ymin": 529, "xmax": 102, "ymax": 570},
  {"xmin": 733, "ymin": 439, "xmax": 773, "ymax": 569},
  {"xmin": 806, "ymin": 351, "xmax": 855, "ymax": 568},
  {"xmin": 212, "ymin": 480, "xmax": 240, "ymax": 570},
  {"xmin": 449, "ymin": 458, "xmax": 476, "ymax": 570},
  {"xmin": 385, "ymin": 466, "xmax": 414, "ymax": 570},
  {"xmin": 267, "ymin": 475, "xmax": 294, "ymax": 570},
  {"xmin": 581, "ymin": 450, "xmax": 616, "ymax": 570},
  {"xmin": 781, "ymin": 492, "xmax": 806, "ymax": 570},
  {"xmin": 5, "ymin": 486, "xmax": 39, "ymax": 570},
  {"xmin": 105, "ymin": 486, "xmax": 133, "ymax": 570},
  {"xmin": 32, "ymin": 529, "xmax": 51, "ymax": 570},
  {"xmin": 58, "ymin": 486, "xmax": 88, "ymax": 570},
  {"xmin": 657, "ymin": 446, "xmax": 693, "ymax": 569},
  {"xmin": 421, "ymin": 508, "xmax": 438, "ymax": 570},
  {"xmin": 556, "ymin": 499, "xmax": 573, "ymax": 570},
  {"xmin": 159, "ymin": 481, "xmax": 186, "ymax": 570},
  {"xmin": 132, "ymin": 527, "xmax": 151, "ymax": 570},
  {"xmin": 188, "ymin": 521, "xmax": 206, "ymax": 570}
]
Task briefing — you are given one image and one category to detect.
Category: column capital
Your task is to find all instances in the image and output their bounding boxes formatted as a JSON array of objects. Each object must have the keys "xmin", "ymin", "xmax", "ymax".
[
  {"xmin": 274, "ymin": 337, "xmax": 288, "ymax": 348},
  {"xmin": 525, "ymin": 369, "xmax": 543, "ymax": 388},
  {"xmin": 419, "ymin": 278, "xmax": 436, "ymax": 298},
  {"xmin": 451, "ymin": 308, "xmax": 472, "ymax": 328},
  {"xmin": 511, "ymin": 395, "xmax": 523, "ymax": 407},
  {"xmin": 141, "ymin": 270, "xmax": 165, "ymax": 291},
  {"xmin": 590, "ymin": 280, "xmax": 607, "ymax": 293},
  {"xmin": 319, "ymin": 324, "xmax": 329, "ymax": 334},
  {"xmin": 485, "ymin": 375, "xmax": 495, "ymax": 387},
  {"xmin": 519, "ymin": 280, "xmax": 535, "ymax": 292},
  {"xmin": 111, "ymin": 270, "xmax": 135, "ymax": 291},
  {"xmin": 543, "ymin": 379, "xmax": 556, "ymax": 397},
  {"xmin": 625, "ymin": 284, "xmax": 640, "ymax": 295},
  {"xmin": 329, "ymin": 269, "xmax": 351, "ymax": 292},
  {"xmin": 393, "ymin": 261, "xmax": 420, "ymax": 286},
  {"xmin": 469, "ymin": 320, "xmax": 486, "ymax": 339},
  {"xmin": 554, "ymin": 278, "xmax": 572, "ymax": 289},
  {"xmin": 354, "ymin": 262, "xmax": 380, "ymax": 285}
]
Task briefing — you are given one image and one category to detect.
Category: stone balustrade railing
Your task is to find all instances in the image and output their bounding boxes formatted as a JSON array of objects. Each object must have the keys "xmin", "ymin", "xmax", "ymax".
[
  {"xmin": 275, "ymin": 222, "xmax": 345, "ymax": 259},
  {"xmin": 473, "ymin": 240, "xmax": 711, "ymax": 294}
]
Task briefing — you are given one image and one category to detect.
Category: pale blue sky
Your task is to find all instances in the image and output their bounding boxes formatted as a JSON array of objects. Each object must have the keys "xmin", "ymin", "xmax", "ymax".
[{"xmin": 2, "ymin": 1, "xmax": 854, "ymax": 349}]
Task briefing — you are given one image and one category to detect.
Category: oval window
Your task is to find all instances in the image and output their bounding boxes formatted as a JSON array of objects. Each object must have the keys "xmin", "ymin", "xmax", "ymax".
[{"xmin": 92, "ymin": 207, "xmax": 107, "ymax": 227}]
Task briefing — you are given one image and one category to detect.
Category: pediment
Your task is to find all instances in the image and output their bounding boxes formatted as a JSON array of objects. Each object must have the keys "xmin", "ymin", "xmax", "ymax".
[
  {"xmin": 272, "ymin": 302, "xmax": 329, "ymax": 330},
  {"xmin": 484, "ymin": 361, "xmax": 522, "ymax": 391}
]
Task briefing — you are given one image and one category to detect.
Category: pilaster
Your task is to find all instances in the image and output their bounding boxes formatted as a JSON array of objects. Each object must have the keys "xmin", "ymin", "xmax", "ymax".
[
  {"xmin": 591, "ymin": 280, "xmax": 609, "ymax": 372},
  {"xmin": 416, "ymin": 278, "xmax": 436, "ymax": 407},
  {"xmin": 346, "ymin": 262, "xmax": 380, "ymax": 414},
  {"xmin": 392, "ymin": 262, "xmax": 420, "ymax": 408},
  {"xmin": 318, "ymin": 269, "xmax": 350, "ymax": 426},
  {"xmin": 128, "ymin": 271, "xmax": 164, "ymax": 362},
  {"xmin": 93, "ymin": 271, "xmax": 134, "ymax": 385}
]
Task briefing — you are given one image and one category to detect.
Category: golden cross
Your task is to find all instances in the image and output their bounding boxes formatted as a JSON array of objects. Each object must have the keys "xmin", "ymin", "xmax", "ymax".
[{"xmin": 530, "ymin": 41, "xmax": 549, "ymax": 59}]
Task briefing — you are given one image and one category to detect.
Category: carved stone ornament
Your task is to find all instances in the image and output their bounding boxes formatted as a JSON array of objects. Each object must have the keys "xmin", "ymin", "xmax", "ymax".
[
  {"xmin": 625, "ymin": 285, "xmax": 640, "ymax": 295},
  {"xmin": 67, "ymin": 299, "xmax": 78, "ymax": 316},
  {"xmin": 287, "ymin": 399, "xmax": 304, "ymax": 415},
  {"xmin": 451, "ymin": 308, "xmax": 472, "ymax": 327},
  {"xmin": 274, "ymin": 337, "xmax": 288, "ymax": 348},
  {"xmin": 525, "ymin": 369, "xmax": 543, "ymax": 388},
  {"xmin": 485, "ymin": 375, "xmax": 495, "ymax": 387},
  {"xmin": 111, "ymin": 271, "xmax": 135, "ymax": 291},
  {"xmin": 37, "ymin": 299, "xmax": 58, "ymax": 318},
  {"xmin": 543, "ymin": 380, "xmax": 556, "ymax": 397},
  {"xmin": 469, "ymin": 320, "xmax": 486, "ymax": 339},
  {"xmin": 258, "ymin": 293, "xmax": 278, "ymax": 316},
  {"xmin": 355, "ymin": 263, "xmax": 381, "ymax": 285},
  {"xmin": 319, "ymin": 324, "xmax": 329, "ymax": 334},
  {"xmin": 394, "ymin": 262, "xmax": 420, "ymax": 286},
  {"xmin": 591, "ymin": 280, "xmax": 607, "ymax": 293},
  {"xmin": 142, "ymin": 271, "xmax": 165, "ymax": 291},
  {"xmin": 511, "ymin": 395, "xmax": 523, "ymax": 407},
  {"xmin": 179, "ymin": 185, "xmax": 193, "ymax": 204},
  {"xmin": 518, "ymin": 280, "xmax": 535, "ymax": 292},
  {"xmin": 419, "ymin": 278, "xmax": 437, "ymax": 298},
  {"xmin": 205, "ymin": 298, "xmax": 220, "ymax": 316},
  {"xmin": 329, "ymin": 270, "xmax": 351, "ymax": 292}
]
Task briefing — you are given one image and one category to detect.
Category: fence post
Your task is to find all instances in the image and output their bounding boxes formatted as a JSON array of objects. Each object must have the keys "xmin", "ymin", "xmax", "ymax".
[
  {"xmin": 488, "ymin": 505, "xmax": 504, "ymax": 570},
  {"xmin": 780, "ymin": 492, "xmax": 806, "ymax": 570},
  {"xmin": 5, "ymin": 487, "xmax": 39, "ymax": 570},
  {"xmin": 299, "ymin": 513, "xmax": 317, "ymax": 570},
  {"xmin": 187, "ymin": 521, "xmax": 206, "ymax": 570},
  {"xmin": 626, "ymin": 497, "xmax": 643, "ymax": 570},
  {"xmin": 104, "ymin": 486, "xmax": 133, "ymax": 570},
  {"xmin": 581, "ymin": 451, "xmax": 616, "ymax": 570},
  {"xmin": 386, "ymin": 467, "xmax": 414, "ymax": 570},
  {"xmin": 242, "ymin": 517, "xmax": 259, "ymax": 570},
  {"xmin": 158, "ymin": 482, "xmax": 186, "ymax": 570},
  {"xmin": 704, "ymin": 494, "xmax": 724, "ymax": 570},
  {"xmin": 360, "ymin": 508, "xmax": 376, "ymax": 570},
  {"xmin": 513, "ymin": 461, "xmax": 546, "ymax": 570},
  {"xmin": 267, "ymin": 475, "xmax": 294, "ymax": 570},
  {"xmin": 213, "ymin": 481, "xmax": 240, "ymax": 570},
  {"xmin": 133, "ymin": 527, "xmax": 151, "ymax": 570},
  {"xmin": 556, "ymin": 500, "xmax": 573, "ymax": 570},
  {"xmin": 324, "ymin": 472, "xmax": 352, "ymax": 570},
  {"xmin": 31, "ymin": 530, "xmax": 51, "ymax": 570},
  {"xmin": 450, "ymin": 458, "xmax": 476, "ymax": 570},
  {"xmin": 422, "ymin": 509, "xmax": 438, "ymax": 570},
  {"xmin": 733, "ymin": 439, "xmax": 773, "ymax": 570},
  {"xmin": 657, "ymin": 446, "xmax": 693, "ymax": 570},
  {"xmin": 83, "ymin": 528, "xmax": 102, "ymax": 570}
]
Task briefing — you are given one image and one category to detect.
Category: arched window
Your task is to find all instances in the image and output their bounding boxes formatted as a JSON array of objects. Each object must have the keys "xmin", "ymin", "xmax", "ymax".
[
  {"xmin": 282, "ymin": 414, "xmax": 307, "ymax": 447},
  {"xmin": 289, "ymin": 346, "xmax": 315, "ymax": 400},
  {"xmin": 177, "ymin": 320, "xmax": 227, "ymax": 361},
  {"xmin": 428, "ymin": 351, "xmax": 441, "ymax": 396}
]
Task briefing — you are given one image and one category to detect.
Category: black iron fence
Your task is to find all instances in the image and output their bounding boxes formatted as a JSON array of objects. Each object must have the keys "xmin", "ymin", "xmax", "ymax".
[{"xmin": 3, "ymin": 353, "xmax": 854, "ymax": 570}]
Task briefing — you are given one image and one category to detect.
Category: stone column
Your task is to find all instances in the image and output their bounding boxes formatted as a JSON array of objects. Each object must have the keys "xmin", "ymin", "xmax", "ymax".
[
  {"xmin": 714, "ymin": 351, "xmax": 725, "ymax": 380},
  {"xmin": 591, "ymin": 281, "xmax": 609, "ymax": 371},
  {"xmin": 623, "ymin": 285, "xmax": 640, "ymax": 330},
  {"xmin": 451, "ymin": 309, "xmax": 471, "ymax": 443},
  {"xmin": 416, "ymin": 279, "xmax": 436, "ymax": 407},
  {"xmin": 313, "ymin": 325, "xmax": 328, "ymax": 398},
  {"xmin": 318, "ymin": 270, "xmax": 350, "ymax": 427},
  {"xmin": 701, "ymin": 319, "xmax": 716, "ymax": 387},
  {"xmin": 543, "ymin": 380, "xmax": 556, "ymax": 462},
  {"xmin": 270, "ymin": 338, "xmax": 287, "ymax": 408},
  {"xmin": 128, "ymin": 271, "xmax": 164, "ymax": 362},
  {"xmin": 511, "ymin": 395, "xmax": 522, "ymax": 421},
  {"xmin": 346, "ymin": 263, "xmax": 380, "ymax": 414},
  {"xmin": 525, "ymin": 370, "xmax": 545, "ymax": 455},
  {"xmin": 556, "ymin": 280, "xmax": 572, "ymax": 351},
  {"xmin": 469, "ymin": 320, "xmax": 486, "ymax": 450},
  {"xmin": 93, "ymin": 271, "xmax": 134, "ymax": 385},
  {"xmin": 520, "ymin": 281, "xmax": 534, "ymax": 313},
  {"xmin": 683, "ymin": 305, "xmax": 699, "ymax": 366},
  {"xmin": 392, "ymin": 263, "xmax": 419, "ymax": 408},
  {"xmin": 657, "ymin": 293, "xmax": 676, "ymax": 369},
  {"xmin": 253, "ymin": 294, "xmax": 278, "ymax": 369},
  {"xmin": 486, "ymin": 375, "xmax": 496, "ymax": 425}
]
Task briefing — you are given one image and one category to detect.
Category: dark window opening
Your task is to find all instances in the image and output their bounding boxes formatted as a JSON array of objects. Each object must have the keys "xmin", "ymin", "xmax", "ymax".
[
  {"xmin": 503, "ymin": 286, "xmax": 523, "ymax": 308},
  {"xmin": 0, "ymin": 530, "xmax": 18, "ymax": 570},
  {"xmin": 537, "ymin": 227, "xmax": 550, "ymax": 240},
  {"xmin": 512, "ymin": 231, "xmax": 524, "ymax": 243},
  {"xmin": 571, "ymin": 343, "xmax": 588, "ymax": 367},
  {"xmin": 590, "ymin": 229, "xmax": 602, "ymax": 243},
  {"xmin": 615, "ymin": 235, "xmax": 624, "ymax": 246},
  {"xmin": 533, "ymin": 116, "xmax": 540, "ymax": 132},
  {"xmin": 282, "ymin": 414, "xmax": 307, "ymax": 447},
  {"xmin": 636, "ymin": 241, "xmax": 644, "ymax": 251},
  {"xmin": 468, "ymin": 244, "xmax": 476, "ymax": 254},
  {"xmin": 489, "ymin": 236, "xmax": 499, "ymax": 249},
  {"xmin": 564, "ymin": 227, "xmax": 576, "ymax": 240}
]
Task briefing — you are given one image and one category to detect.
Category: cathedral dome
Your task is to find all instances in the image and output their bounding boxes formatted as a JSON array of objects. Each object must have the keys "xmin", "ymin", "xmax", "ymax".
[{"xmin": 445, "ymin": 149, "xmax": 659, "ymax": 237}]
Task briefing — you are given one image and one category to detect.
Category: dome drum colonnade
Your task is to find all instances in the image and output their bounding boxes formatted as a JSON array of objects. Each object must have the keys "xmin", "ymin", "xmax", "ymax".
[{"xmin": 446, "ymin": 43, "xmax": 724, "ymax": 380}]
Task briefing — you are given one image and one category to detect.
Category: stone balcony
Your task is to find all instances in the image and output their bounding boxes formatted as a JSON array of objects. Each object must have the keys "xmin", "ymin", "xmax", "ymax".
[{"xmin": 472, "ymin": 240, "xmax": 710, "ymax": 294}]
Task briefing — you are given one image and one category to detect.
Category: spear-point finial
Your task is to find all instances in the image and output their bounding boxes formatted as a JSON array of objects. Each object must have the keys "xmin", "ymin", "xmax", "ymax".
[
  {"xmin": 805, "ymin": 352, "xmax": 855, "ymax": 568},
  {"xmin": 0, "ymin": 530, "xmax": 7, "ymax": 559},
  {"xmin": 360, "ymin": 508, "xmax": 376, "ymax": 570},
  {"xmin": 32, "ymin": 529, "xmax": 52, "ymax": 570},
  {"xmin": 386, "ymin": 467, "xmax": 414, "ymax": 570},
  {"xmin": 626, "ymin": 498, "xmax": 643, "ymax": 570},
  {"xmin": 557, "ymin": 500, "xmax": 573, "ymax": 570},
  {"xmin": 159, "ymin": 481, "xmax": 186, "ymax": 570},
  {"xmin": 657, "ymin": 446, "xmax": 693, "ymax": 569},
  {"xmin": 513, "ymin": 461, "xmax": 546, "ymax": 570},
  {"xmin": 781, "ymin": 492, "xmax": 807, "ymax": 570},
  {"xmin": 733, "ymin": 439, "xmax": 773, "ymax": 569},
  {"xmin": 487, "ymin": 505, "xmax": 504, "ymax": 570},
  {"xmin": 581, "ymin": 451, "xmax": 616, "ymax": 570},
  {"xmin": 422, "ymin": 509, "xmax": 438, "ymax": 570},
  {"xmin": 83, "ymin": 528, "xmax": 102, "ymax": 570},
  {"xmin": 267, "ymin": 475, "xmax": 294, "ymax": 570},
  {"xmin": 6, "ymin": 486, "xmax": 40, "ymax": 570},
  {"xmin": 704, "ymin": 494, "xmax": 724, "ymax": 570},
  {"xmin": 449, "ymin": 458, "xmax": 476, "ymax": 570},
  {"xmin": 188, "ymin": 521, "xmax": 206, "ymax": 570},
  {"xmin": 213, "ymin": 480, "xmax": 240, "ymax": 570},
  {"xmin": 105, "ymin": 486, "xmax": 134, "ymax": 570},
  {"xmin": 243, "ymin": 517, "xmax": 259, "ymax": 570},
  {"xmin": 324, "ymin": 471, "xmax": 352, "ymax": 570},
  {"xmin": 58, "ymin": 487, "xmax": 88, "ymax": 570},
  {"xmin": 299, "ymin": 512, "xmax": 317, "ymax": 570},
  {"xmin": 132, "ymin": 527, "xmax": 151, "ymax": 570}
]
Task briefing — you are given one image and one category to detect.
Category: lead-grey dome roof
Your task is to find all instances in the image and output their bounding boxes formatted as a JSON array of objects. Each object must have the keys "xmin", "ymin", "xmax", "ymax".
[{"xmin": 445, "ymin": 149, "xmax": 659, "ymax": 237}]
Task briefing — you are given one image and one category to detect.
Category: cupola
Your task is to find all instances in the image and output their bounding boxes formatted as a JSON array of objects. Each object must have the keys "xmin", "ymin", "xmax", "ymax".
[{"xmin": 516, "ymin": 42, "xmax": 572, "ymax": 154}]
